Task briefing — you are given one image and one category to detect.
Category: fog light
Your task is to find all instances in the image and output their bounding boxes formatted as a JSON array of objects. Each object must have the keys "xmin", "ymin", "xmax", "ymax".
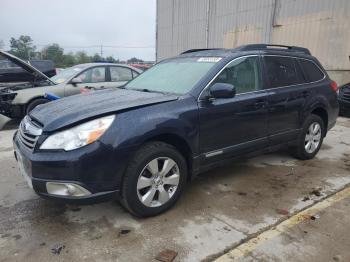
[{"xmin": 46, "ymin": 182, "xmax": 91, "ymax": 197}]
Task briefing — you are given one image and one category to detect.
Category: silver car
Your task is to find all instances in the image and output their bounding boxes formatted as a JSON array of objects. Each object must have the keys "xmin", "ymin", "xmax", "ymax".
[{"xmin": 0, "ymin": 51, "xmax": 142, "ymax": 118}]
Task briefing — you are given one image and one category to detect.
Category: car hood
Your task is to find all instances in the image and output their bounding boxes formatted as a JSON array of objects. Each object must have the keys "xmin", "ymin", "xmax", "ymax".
[
  {"xmin": 29, "ymin": 88, "xmax": 179, "ymax": 132},
  {"xmin": 0, "ymin": 51, "xmax": 55, "ymax": 85}
]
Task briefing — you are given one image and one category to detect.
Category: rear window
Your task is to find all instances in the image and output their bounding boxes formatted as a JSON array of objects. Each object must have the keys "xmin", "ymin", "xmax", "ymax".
[
  {"xmin": 30, "ymin": 60, "xmax": 54, "ymax": 71},
  {"xmin": 0, "ymin": 60, "xmax": 20, "ymax": 69},
  {"xmin": 264, "ymin": 56, "xmax": 303, "ymax": 88},
  {"xmin": 299, "ymin": 59, "xmax": 324, "ymax": 82}
]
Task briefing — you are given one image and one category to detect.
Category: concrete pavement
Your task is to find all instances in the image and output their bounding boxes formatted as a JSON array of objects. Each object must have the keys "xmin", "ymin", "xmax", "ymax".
[
  {"xmin": 216, "ymin": 186, "xmax": 350, "ymax": 261},
  {"xmin": 0, "ymin": 117, "xmax": 349, "ymax": 261}
]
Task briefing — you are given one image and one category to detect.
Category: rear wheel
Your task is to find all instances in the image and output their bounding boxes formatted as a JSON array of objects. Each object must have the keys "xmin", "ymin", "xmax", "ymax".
[
  {"xmin": 290, "ymin": 114, "xmax": 325, "ymax": 160},
  {"xmin": 121, "ymin": 142, "xmax": 187, "ymax": 217},
  {"xmin": 26, "ymin": 98, "xmax": 49, "ymax": 114}
]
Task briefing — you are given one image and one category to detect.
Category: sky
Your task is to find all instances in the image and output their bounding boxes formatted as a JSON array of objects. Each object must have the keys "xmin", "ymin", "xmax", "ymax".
[{"xmin": 0, "ymin": 0, "xmax": 156, "ymax": 61}]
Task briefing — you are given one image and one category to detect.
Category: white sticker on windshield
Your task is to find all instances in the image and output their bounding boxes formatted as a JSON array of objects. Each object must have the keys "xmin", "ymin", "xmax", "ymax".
[{"xmin": 197, "ymin": 57, "xmax": 222, "ymax": 63}]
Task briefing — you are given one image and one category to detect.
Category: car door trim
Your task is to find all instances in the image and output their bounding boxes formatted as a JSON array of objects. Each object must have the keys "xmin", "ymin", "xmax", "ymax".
[
  {"xmin": 203, "ymin": 137, "xmax": 268, "ymax": 158},
  {"xmin": 205, "ymin": 150, "xmax": 223, "ymax": 158}
]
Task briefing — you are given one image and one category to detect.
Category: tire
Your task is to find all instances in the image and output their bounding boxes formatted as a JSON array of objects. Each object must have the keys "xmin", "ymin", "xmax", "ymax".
[
  {"xmin": 26, "ymin": 98, "xmax": 49, "ymax": 114},
  {"xmin": 121, "ymin": 142, "xmax": 187, "ymax": 217},
  {"xmin": 290, "ymin": 114, "xmax": 325, "ymax": 160},
  {"xmin": 339, "ymin": 108, "xmax": 350, "ymax": 118}
]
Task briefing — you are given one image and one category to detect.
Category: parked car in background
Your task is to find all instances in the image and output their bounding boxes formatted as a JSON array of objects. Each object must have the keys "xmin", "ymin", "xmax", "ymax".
[
  {"xmin": 0, "ymin": 58, "xmax": 55, "ymax": 82},
  {"xmin": 128, "ymin": 63, "xmax": 153, "ymax": 71},
  {"xmin": 13, "ymin": 44, "xmax": 339, "ymax": 217},
  {"xmin": 0, "ymin": 51, "xmax": 142, "ymax": 118},
  {"xmin": 339, "ymin": 82, "xmax": 350, "ymax": 116},
  {"xmin": 55, "ymin": 68, "xmax": 65, "ymax": 74}
]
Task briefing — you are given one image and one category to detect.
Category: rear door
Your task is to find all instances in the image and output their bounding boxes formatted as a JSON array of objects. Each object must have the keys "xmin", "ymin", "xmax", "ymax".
[
  {"xmin": 64, "ymin": 66, "xmax": 107, "ymax": 96},
  {"xmin": 105, "ymin": 66, "xmax": 135, "ymax": 88},
  {"xmin": 199, "ymin": 55, "xmax": 269, "ymax": 163},
  {"xmin": 262, "ymin": 55, "xmax": 313, "ymax": 144}
]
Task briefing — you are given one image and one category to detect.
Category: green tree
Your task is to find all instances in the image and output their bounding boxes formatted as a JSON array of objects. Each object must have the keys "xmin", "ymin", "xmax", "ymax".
[
  {"xmin": 92, "ymin": 53, "xmax": 104, "ymax": 62},
  {"xmin": 9, "ymin": 35, "xmax": 36, "ymax": 60},
  {"xmin": 127, "ymin": 57, "xmax": 144, "ymax": 63},
  {"xmin": 75, "ymin": 51, "xmax": 91, "ymax": 64},
  {"xmin": 41, "ymin": 43, "xmax": 64, "ymax": 67},
  {"xmin": 0, "ymin": 40, "xmax": 4, "ymax": 50},
  {"xmin": 61, "ymin": 52, "xmax": 76, "ymax": 67},
  {"xmin": 106, "ymin": 56, "xmax": 119, "ymax": 63}
]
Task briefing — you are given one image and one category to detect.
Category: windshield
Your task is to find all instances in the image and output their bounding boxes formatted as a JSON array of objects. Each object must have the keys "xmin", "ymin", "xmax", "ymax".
[
  {"xmin": 125, "ymin": 57, "xmax": 221, "ymax": 94},
  {"xmin": 50, "ymin": 66, "xmax": 86, "ymax": 84}
]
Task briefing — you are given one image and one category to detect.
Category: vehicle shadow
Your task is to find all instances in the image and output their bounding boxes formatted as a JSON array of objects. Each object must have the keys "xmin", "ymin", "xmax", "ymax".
[{"xmin": 0, "ymin": 119, "xmax": 20, "ymax": 130}]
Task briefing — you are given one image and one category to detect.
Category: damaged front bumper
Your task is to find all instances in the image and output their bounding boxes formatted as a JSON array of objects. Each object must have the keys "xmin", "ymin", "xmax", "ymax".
[{"xmin": 0, "ymin": 91, "xmax": 20, "ymax": 118}]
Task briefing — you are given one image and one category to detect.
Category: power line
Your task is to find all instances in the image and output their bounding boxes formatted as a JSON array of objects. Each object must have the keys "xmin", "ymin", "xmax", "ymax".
[{"xmin": 3, "ymin": 44, "xmax": 155, "ymax": 49}]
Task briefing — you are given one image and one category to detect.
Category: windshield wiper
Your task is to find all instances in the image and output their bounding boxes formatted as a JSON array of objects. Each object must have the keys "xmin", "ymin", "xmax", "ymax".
[
  {"xmin": 125, "ymin": 87, "xmax": 176, "ymax": 95},
  {"xmin": 132, "ymin": 88, "xmax": 159, "ymax": 93},
  {"xmin": 139, "ymin": 88, "xmax": 151, "ymax": 92}
]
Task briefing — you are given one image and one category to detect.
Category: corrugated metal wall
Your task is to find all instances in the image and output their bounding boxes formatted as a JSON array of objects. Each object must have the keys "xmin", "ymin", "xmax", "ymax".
[{"xmin": 156, "ymin": 0, "xmax": 350, "ymax": 84}]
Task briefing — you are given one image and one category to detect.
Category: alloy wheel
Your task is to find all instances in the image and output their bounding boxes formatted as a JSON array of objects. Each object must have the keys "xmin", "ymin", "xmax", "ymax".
[
  {"xmin": 136, "ymin": 157, "xmax": 180, "ymax": 207},
  {"xmin": 304, "ymin": 122, "xmax": 322, "ymax": 154}
]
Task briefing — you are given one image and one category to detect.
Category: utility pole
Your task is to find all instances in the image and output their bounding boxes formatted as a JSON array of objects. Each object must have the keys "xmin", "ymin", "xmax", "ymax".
[{"xmin": 100, "ymin": 44, "xmax": 103, "ymax": 57}]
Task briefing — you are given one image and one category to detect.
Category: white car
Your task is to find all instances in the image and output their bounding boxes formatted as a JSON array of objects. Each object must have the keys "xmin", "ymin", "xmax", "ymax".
[{"xmin": 0, "ymin": 51, "xmax": 142, "ymax": 118}]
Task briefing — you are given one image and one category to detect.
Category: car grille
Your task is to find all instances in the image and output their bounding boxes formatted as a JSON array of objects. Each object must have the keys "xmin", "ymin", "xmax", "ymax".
[{"xmin": 17, "ymin": 116, "xmax": 43, "ymax": 150}]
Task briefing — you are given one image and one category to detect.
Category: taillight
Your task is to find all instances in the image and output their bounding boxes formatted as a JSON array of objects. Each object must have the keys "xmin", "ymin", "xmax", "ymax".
[{"xmin": 330, "ymin": 81, "xmax": 338, "ymax": 93}]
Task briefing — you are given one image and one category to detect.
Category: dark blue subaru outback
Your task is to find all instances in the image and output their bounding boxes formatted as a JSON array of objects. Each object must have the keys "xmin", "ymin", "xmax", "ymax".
[{"xmin": 14, "ymin": 44, "xmax": 339, "ymax": 217}]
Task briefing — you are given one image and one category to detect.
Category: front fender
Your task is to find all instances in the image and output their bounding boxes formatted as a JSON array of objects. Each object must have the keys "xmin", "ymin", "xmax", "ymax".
[
  {"xmin": 107, "ymin": 97, "xmax": 199, "ymax": 155},
  {"xmin": 12, "ymin": 84, "xmax": 64, "ymax": 104}
]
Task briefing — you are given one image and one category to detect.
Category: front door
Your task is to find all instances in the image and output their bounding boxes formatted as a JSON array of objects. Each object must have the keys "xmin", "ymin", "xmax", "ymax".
[
  {"xmin": 199, "ymin": 55, "xmax": 269, "ymax": 163},
  {"xmin": 64, "ymin": 66, "xmax": 107, "ymax": 96}
]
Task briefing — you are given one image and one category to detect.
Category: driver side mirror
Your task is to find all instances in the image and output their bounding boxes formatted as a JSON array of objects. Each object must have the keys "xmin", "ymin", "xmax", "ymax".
[
  {"xmin": 70, "ymin": 77, "xmax": 82, "ymax": 86},
  {"xmin": 209, "ymin": 83, "xmax": 236, "ymax": 100}
]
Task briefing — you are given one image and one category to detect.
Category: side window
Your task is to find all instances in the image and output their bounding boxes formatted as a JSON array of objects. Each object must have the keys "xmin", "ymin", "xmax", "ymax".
[
  {"xmin": 299, "ymin": 59, "xmax": 324, "ymax": 82},
  {"xmin": 0, "ymin": 60, "xmax": 20, "ymax": 69},
  {"xmin": 110, "ymin": 67, "xmax": 133, "ymax": 82},
  {"xmin": 78, "ymin": 67, "xmax": 106, "ymax": 83},
  {"xmin": 211, "ymin": 56, "xmax": 261, "ymax": 94},
  {"xmin": 264, "ymin": 56, "xmax": 302, "ymax": 88}
]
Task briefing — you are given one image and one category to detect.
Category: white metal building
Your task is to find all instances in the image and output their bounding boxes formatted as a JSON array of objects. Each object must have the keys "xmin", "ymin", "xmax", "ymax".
[{"xmin": 156, "ymin": 0, "xmax": 350, "ymax": 84}]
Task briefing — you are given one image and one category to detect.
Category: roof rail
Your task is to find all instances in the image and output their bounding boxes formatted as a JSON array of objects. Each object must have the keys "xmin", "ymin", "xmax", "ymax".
[
  {"xmin": 181, "ymin": 48, "xmax": 223, "ymax": 54},
  {"xmin": 235, "ymin": 44, "xmax": 311, "ymax": 55}
]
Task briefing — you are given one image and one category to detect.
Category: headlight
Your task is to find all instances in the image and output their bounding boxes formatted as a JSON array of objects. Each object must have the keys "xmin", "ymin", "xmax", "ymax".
[{"xmin": 40, "ymin": 115, "xmax": 115, "ymax": 151}]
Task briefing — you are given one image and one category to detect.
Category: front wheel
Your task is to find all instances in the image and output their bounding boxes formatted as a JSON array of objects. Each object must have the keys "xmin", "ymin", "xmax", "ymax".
[
  {"xmin": 121, "ymin": 142, "xmax": 187, "ymax": 217},
  {"xmin": 26, "ymin": 98, "xmax": 49, "ymax": 114},
  {"xmin": 290, "ymin": 114, "xmax": 325, "ymax": 160}
]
